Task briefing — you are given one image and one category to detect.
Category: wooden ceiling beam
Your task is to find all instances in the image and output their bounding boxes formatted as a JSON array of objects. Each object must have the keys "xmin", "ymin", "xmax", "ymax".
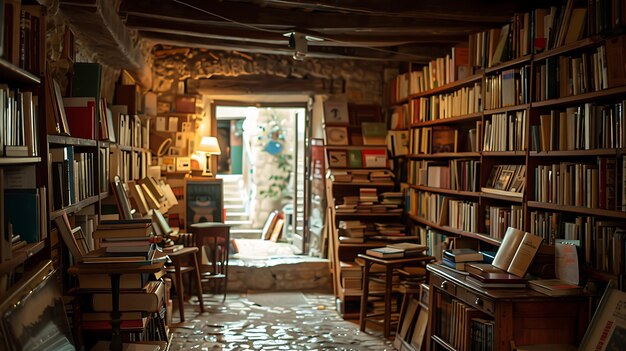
[
  {"xmin": 141, "ymin": 32, "xmax": 448, "ymax": 62},
  {"xmin": 125, "ymin": 15, "xmax": 470, "ymax": 47},
  {"xmin": 119, "ymin": 0, "xmax": 512, "ymax": 30}
]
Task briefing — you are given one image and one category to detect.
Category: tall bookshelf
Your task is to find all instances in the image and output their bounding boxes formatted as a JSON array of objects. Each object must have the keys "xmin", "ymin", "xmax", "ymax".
[
  {"xmin": 0, "ymin": 2, "xmax": 48, "ymax": 293},
  {"xmin": 324, "ymin": 103, "xmax": 411, "ymax": 318},
  {"xmin": 388, "ymin": 2, "xmax": 626, "ymax": 350}
]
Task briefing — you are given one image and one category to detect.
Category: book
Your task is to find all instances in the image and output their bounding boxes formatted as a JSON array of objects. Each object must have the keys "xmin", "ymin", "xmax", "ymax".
[
  {"xmin": 464, "ymin": 263, "xmax": 503, "ymax": 276},
  {"xmin": 442, "ymin": 257, "xmax": 466, "ymax": 271},
  {"xmin": 77, "ymin": 273, "xmax": 149, "ymax": 290},
  {"xmin": 528, "ymin": 279, "xmax": 583, "ymax": 296},
  {"xmin": 443, "ymin": 248, "xmax": 483, "ymax": 263},
  {"xmin": 469, "ymin": 271, "xmax": 527, "ymax": 284},
  {"xmin": 492, "ymin": 227, "xmax": 543, "ymax": 277},
  {"xmin": 466, "ymin": 276, "xmax": 526, "ymax": 289},
  {"xmin": 91, "ymin": 280, "xmax": 164, "ymax": 312},
  {"xmin": 366, "ymin": 247, "xmax": 404, "ymax": 259},
  {"xmin": 82, "ymin": 247, "xmax": 154, "ymax": 263},
  {"xmin": 361, "ymin": 122, "xmax": 387, "ymax": 145},
  {"xmin": 62, "ymin": 97, "xmax": 96, "ymax": 140}
]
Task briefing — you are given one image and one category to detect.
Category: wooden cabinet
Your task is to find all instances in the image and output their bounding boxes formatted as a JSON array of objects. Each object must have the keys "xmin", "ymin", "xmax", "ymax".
[{"xmin": 427, "ymin": 264, "xmax": 589, "ymax": 351}]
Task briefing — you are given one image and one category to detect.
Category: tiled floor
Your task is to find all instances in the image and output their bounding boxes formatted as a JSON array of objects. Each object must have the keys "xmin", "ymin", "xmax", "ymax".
[{"xmin": 169, "ymin": 292, "xmax": 396, "ymax": 350}]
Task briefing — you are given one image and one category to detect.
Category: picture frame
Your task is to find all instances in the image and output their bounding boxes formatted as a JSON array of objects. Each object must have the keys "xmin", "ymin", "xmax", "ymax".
[
  {"xmin": 327, "ymin": 150, "xmax": 348, "ymax": 168},
  {"xmin": 494, "ymin": 169, "xmax": 515, "ymax": 190},
  {"xmin": 579, "ymin": 281, "xmax": 626, "ymax": 350},
  {"xmin": 323, "ymin": 100, "xmax": 349, "ymax": 124},
  {"xmin": 325, "ymin": 126, "xmax": 349, "ymax": 145},
  {"xmin": 185, "ymin": 178, "xmax": 224, "ymax": 228}
]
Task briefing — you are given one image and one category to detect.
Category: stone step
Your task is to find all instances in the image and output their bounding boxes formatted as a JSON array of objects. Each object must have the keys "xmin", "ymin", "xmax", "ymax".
[
  {"xmin": 224, "ymin": 204, "xmax": 245, "ymax": 210},
  {"xmin": 225, "ymin": 219, "xmax": 254, "ymax": 226}
]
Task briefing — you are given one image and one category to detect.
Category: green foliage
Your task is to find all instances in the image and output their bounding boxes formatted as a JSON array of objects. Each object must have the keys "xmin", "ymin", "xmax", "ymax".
[{"xmin": 258, "ymin": 112, "xmax": 293, "ymax": 199}]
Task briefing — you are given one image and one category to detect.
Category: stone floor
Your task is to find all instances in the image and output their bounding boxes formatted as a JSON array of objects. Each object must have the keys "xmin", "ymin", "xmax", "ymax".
[{"xmin": 168, "ymin": 292, "xmax": 396, "ymax": 351}]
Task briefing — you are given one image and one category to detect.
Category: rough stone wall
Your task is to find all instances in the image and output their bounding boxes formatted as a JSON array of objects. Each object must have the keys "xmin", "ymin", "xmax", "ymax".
[{"xmin": 151, "ymin": 46, "xmax": 392, "ymax": 104}]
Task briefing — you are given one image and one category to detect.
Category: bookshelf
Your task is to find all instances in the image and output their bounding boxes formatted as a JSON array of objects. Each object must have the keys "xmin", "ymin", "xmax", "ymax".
[
  {"xmin": 324, "ymin": 103, "xmax": 415, "ymax": 318},
  {"xmin": 0, "ymin": 2, "xmax": 48, "ymax": 293},
  {"xmin": 385, "ymin": 3, "xmax": 626, "ymax": 350}
]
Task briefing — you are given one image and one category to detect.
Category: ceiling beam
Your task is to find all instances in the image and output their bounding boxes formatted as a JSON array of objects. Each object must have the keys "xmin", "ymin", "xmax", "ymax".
[
  {"xmin": 141, "ymin": 32, "xmax": 448, "ymax": 62},
  {"xmin": 119, "ymin": 0, "xmax": 513, "ymax": 30},
  {"xmin": 186, "ymin": 76, "xmax": 322, "ymax": 95},
  {"xmin": 125, "ymin": 15, "xmax": 470, "ymax": 47}
]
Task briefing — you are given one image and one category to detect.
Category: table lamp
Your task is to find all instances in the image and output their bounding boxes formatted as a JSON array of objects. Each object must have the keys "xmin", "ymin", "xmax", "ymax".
[{"xmin": 197, "ymin": 136, "xmax": 221, "ymax": 176}]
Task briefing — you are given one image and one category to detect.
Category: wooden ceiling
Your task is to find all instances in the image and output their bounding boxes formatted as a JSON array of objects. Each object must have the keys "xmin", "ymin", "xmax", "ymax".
[{"xmin": 118, "ymin": 0, "xmax": 534, "ymax": 63}]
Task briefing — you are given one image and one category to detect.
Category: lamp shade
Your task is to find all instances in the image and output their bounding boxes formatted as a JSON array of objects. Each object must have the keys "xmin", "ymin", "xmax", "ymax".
[{"xmin": 197, "ymin": 136, "xmax": 221, "ymax": 155}]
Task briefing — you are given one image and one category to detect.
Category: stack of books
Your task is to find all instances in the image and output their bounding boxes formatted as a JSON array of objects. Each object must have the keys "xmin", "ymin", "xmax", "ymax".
[
  {"xmin": 359, "ymin": 188, "xmax": 379, "ymax": 203},
  {"xmin": 338, "ymin": 220, "xmax": 366, "ymax": 243},
  {"xmin": 87, "ymin": 219, "xmax": 155, "ymax": 263},
  {"xmin": 442, "ymin": 248, "xmax": 484, "ymax": 271},
  {"xmin": 370, "ymin": 170, "xmax": 394, "ymax": 182},
  {"xmin": 366, "ymin": 243, "xmax": 428, "ymax": 259},
  {"xmin": 466, "ymin": 271, "xmax": 527, "ymax": 288}
]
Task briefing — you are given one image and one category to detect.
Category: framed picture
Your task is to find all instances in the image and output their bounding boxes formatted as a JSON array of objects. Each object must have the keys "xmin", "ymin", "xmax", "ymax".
[
  {"xmin": 579, "ymin": 281, "xmax": 626, "ymax": 350},
  {"xmin": 323, "ymin": 100, "xmax": 349, "ymax": 124},
  {"xmin": 185, "ymin": 178, "xmax": 224, "ymax": 228},
  {"xmin": 325, "ymin": 126, "xmax": 349, "ymax": 145},
  {"xmin": 327, "ymin": 150, "xmax": 348, "ymax": 168},
  {"xmin": 494, "ymin": 169, "xmax": 515, "ymax": 190}
]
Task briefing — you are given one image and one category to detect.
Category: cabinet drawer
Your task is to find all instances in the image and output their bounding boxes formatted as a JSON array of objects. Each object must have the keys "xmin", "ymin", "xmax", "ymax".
[
  {"xmin": 430, "ymin": 273, "xmax": 456, "ymax": 295},
  {"xmin": 458, "ymin": 287, "xmax": 495, "ymax": 315}
]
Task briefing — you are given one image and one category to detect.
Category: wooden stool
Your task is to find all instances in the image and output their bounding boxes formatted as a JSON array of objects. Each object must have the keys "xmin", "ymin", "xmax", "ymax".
[
  {"xmin": 189, "ymin": 222, "xmax": 231, "ymax": 301},
  {"xmin": 165, "ymin": 247, "xmax": 205, "ymax": 322}
]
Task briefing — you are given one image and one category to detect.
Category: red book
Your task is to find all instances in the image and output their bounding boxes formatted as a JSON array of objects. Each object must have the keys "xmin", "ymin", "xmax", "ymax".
[
  {"xmin": 63, "ymin": 97, "xmax": 96, "ymax": 139},
  {"xmin": 82, "ymin": 317, "xmax": 147, "ymax": 330},
  {"xmin": 361, "ymin": 149, "xmax": 387, "ymax": 168}
]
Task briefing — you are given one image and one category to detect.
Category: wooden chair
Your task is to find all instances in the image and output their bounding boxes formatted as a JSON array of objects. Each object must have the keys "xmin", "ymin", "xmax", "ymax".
[
  {"xmin": 189, "ymin": 222, "xmax": 231, "ymax": 301},
  {"xmin": 165, "ymin": 246, "xmax": 205, "ymax": 322}
]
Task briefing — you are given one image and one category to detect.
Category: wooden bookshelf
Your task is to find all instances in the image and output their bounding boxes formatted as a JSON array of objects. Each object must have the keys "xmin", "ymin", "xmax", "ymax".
[
  {"xmin": 0, "ymin": 242, "xmax": 46, "ymax": 275},
  {"xmin": 408, "ymin": 73, "xmax": 482, "ymax": 99},
  {"xmin": 48, "ymin": 134, "xmax": 99, "ymax": 147},
  {"xmin": 0, "ymin": 58, "xmax": 41, "ymax": 85},
  {"xmin": 414, "ymin": 112, "xmax": 482, "ymax": 127},
  {"xmin": 409, "ymin": 184, "xmax": 481, "ymax": 198},
  {"xmin": 483, "ymin": 104, "xmax": 530, "ymax": 115},
  {"xmin": 409, "ymin": 152, "xmax": 481, "ymax": 159},
  {"xmin": 481, "ymin": 151, "xmax": 526, "ymax": 157},
  {"xmin": 0, "ymin": 157, "xmax": 42, "ymax": 165},
  {"xmin": 527, "ymin": 201, "xmax": 626, "ymax": 220},
  {"xmin": 531, "ymin": 85, "xmax": 626, "ymax": 108},
  {"xmin": 484, "ymin": 55, "xmax": 532, "ymax": 74},
  {"xmin": 49, "ymin": 195, "xmax": 100, "ymax": 220},
  {"xmin": 529, "ymin": 149, "xmax": 617, "ymax": 157}
]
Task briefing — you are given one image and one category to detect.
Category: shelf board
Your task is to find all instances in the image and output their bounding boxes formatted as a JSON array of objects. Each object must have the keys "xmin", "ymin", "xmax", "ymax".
[
  {"xmin": 335, "ymin": 212, "xmax": 403, "ymax": 217},
  {"xmin": 50, "ymin": 195, "xmax": 100, "ymax": 220},
  {"xmin": 533, "ymin": 37, "xmax": 600, "ymax": 61},
  {"xmin": 480, "ymin": 189, "xmax": 524, "ymax": 203},
  {"xmin": 409, "ymin": 184, "xmax": 480, "ymax": 197},
  {"xmin": 0, "ymin": 241, "xmax": 45, "ymax": 275},
  {"xmin": 408, "ymin": 152, "xmax": 481, "ymax": 159},
  {"xmin": 413, "ymin": 112, "xmax": 482, "ymax": 127},
  {"xmin": 325, "ymin": 145, "xmax": 387, "ymax": 150},
  {"xmin": 532, "ymin": 85, "xmax": 626, "ymax": 108},
  {"xmin": 408, "ymin": 73, "xmax": 483, "ymax": 99},
  {"xmin": 0, "ymin": 157, "xmax": 41, "ymax": 165},
  {"xmin": 527, "ymin": 201, "xmax": 626, "ymax": 219},
  {"xmin": 333, "ymin": 181, "xmax": 395, "ymax": 187},
  {"xmin": 482, "ymin": 151, "xmax": 526, "ymax": 157},
  {"xmin": 338, "ymin": 242, "xmax": 393, "ymax": 248},
  {"xmin": 484, "ymin": 54, "xmax": 532, "ymax": 74},
  {"xmin": 111, "ymin": 144, "xmax": 132, "ymax": 152},
  {"xmin": 529, "ymin": 149, "xmax": 617, "ymax": 157},
  {"xmin": 441, "ymin": 226, "xmax": 501, "ymax": 246},
  {"xmin": 483, "ymin": 103, "xmax": 530, "ymax": 115},
  {"xmin": 48, "ymin": 135, "xmax": 98, "ymax": 147},
  {"xmin": 323, "ymin": 123, "xmax": 362, "ymax": 129},
  {"xmin": 0, "ymin": 58, "xmax": 40, "ymax": 85}
]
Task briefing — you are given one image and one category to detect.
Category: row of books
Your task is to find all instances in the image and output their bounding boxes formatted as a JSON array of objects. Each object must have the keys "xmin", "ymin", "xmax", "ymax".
[
  {"xmin": 50, "ymin": 146, "xmax": 97, "ymax": 210},
  {"xmin": 408, "ymin": 125, "xmax": 474, "ymax": 155},
  {"xmin": 532, "ymin": 102, "xmax": 626, "ymax": 152},
  {"xmin": 409, "ymin": 83, "xmax": 482, "ymax": 123},
  {"xmin": 534, "ymin": 45, "xmax": 608, "ymax": 102},
  {"xmin": 110, "ymin": 146, "xmax": 149, "ymax": 184},
  {"xmin": 448, "ymin": 200, "xmax": 478, "ymax": 233},
  {"xmin": 484, "ymin": 66, "xmax": 531, "ymax": 110},
  {"xmin": 0, "ymin": 87, "xmax": 38, "ymax": 157},
  {"xmin": 110, "ymin": 106, "xmax": 148, "ymax": 148},
  {"xmin": 408, "ymin": 159, "xmax": 480, "ymax": 192},
  {"xmin": 533, "ymin": 160, "xmax": 614, "ymax": 209},
  {"xmin": 2, "ymin": 3, "xmax": 43, "ymax": 74},
  {"xmin": 406, "ymin": 189, "xmax": 447, "ymax": 227},
  {"xmin": 437, "ymin": 297, "xmax": 491, "ymax": 351},
  {"xmin": 486, "ymin": 205, "xmax": 523, "ymax": 241},
  {"xmin": 483, "ymin": 110, "xmax": 527, "ymax": 152},
  {"xmin": 389, "ymin": 104, "xmax": 410, "ymax": 130}
]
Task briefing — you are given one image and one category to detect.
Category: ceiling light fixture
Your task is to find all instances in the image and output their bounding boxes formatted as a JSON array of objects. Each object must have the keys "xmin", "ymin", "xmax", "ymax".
[{"xmin": 283, "ymin": 31, "xmax": 323, "ymax": 61}]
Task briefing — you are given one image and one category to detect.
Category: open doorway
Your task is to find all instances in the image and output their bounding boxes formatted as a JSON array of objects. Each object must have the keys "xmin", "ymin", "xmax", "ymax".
[{"xmin": 214, "ymin": 103, "xmax": 307, "ymax": 253}]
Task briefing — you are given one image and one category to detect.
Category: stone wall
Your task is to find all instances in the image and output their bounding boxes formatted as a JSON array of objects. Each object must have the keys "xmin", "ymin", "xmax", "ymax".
[{"xmin": 151, "ymin": 46, "xmax": 395, "ymax": 104}]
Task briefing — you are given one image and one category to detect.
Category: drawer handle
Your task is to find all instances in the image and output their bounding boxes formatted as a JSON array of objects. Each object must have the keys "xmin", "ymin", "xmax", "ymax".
[
  {"xmin": 475, "ymin": 297, "xmax": 482, "ymax": 306},
  {"xmin": 440, "ymin": 281, "xmax": 448, "ymax": 289}
]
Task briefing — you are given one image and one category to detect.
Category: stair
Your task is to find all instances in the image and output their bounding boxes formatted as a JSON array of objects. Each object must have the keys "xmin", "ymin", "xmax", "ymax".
[{"xmin": 217, "ymin": 174, "xmax": 260, "ymax": 238}]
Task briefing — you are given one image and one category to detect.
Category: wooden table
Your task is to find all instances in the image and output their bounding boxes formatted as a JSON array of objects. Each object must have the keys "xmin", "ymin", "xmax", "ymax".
[
  {"xmin": 68, "ymin": 260, "xmax": 166, "ymax": 351},
  {"xmin": 358, "ymin": 254, "xmax": 434, "ymax": 338}
]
